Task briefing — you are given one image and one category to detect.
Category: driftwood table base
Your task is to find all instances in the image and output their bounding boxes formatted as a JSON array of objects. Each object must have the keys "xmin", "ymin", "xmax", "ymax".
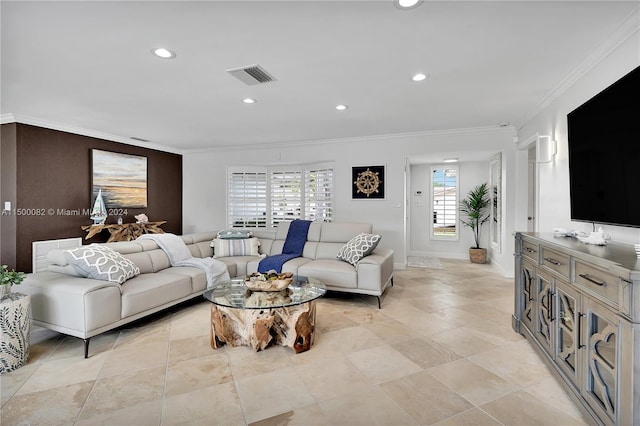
[{"xmin": 210, "ymin": 302, "xmax": 316, "ymax": 353}]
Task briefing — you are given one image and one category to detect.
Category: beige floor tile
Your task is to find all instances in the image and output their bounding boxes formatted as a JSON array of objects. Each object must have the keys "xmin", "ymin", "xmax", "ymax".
[
  {"xmin": 249, "ymin": 403, "xmax": 330, "ymax": 425},
  {"xmin": 78, "ymin": 366, "xmax": 166, "ymax": 420},
  {"xmin": 433, "ymin": 408, "xmax": 503, "ymax": 426},
  {"xmin": 26, "ymin": 326, "xmax": 66, "ymax": 363},
  {"xmin": 429, "ymin": 326, "xmax": 499, "ymax": 357},
  {"xmin": 523, "ymin": 377, "xmax": 591, "ymax": 423},
  {"xmin": 363, "ymin": 318, "xmax": 424, "ymax": 344},
  {"xmin": 319, "ymin": 385, "xmax": 417, "ymax": 425},
  {"xmin": 1, "ymin": 362, "xmax": 38, "ymax": 406},
  {"xmin": 380, "ymin": 370, "xmax": 474, "ymax": 425},
  {"xmin": 168, "ymin": 334, "xmax": 220, "ymax": 363},
  {"xmin": 1, "ymin": 381, "xmax": 93, "ymax": 425},
  {"xmin": 481, "ymin": 390, "xmax": 587, "ymax": 425},
  {"xmin": 47, "ymin": 332, "xmax": 118, "ymax": 360},
  {"xmin": 113, "ymin": 318, "xmax": 171, "ymax": 349},
  {"xmin": 347, "ymin": 344, "xmax": 423, "ymax": 384},
  {"xmin": 165, "ymin": 352, "xmax": 233, "ymax": 397},
  {"xmin": 287, "ymin": 325, "xmax": 384, "ymax": 366},
  {"xmin": 394, "ymin": 336, "xmax": 462, "ymax": 369},
  {"xmin": 428, "ymin": 359, "xmax": 520, "ymax": 406},
  {"xmin": 169, "ymin": 305, "xmax": 211, "ymax": 341},
  {"xmin": 17, "ymin": 351, "xmax": 108, "ymax": 395},
  {"xmin": 99, "ymin": 340, "xmax": 169, "ymax": 378},
  {"xmin": 162, "ymin": 381, "xmax": 245, "ymax": 425},
  {"xmin": 226, "ymin": 345, "xmax": 292, "ymax": 380},
  {"xmin": 468, "ymin": 340, "xmax": 553, "ymax": 387},
  {"xmin": 74, "ymin": 398, "xmax": 162, "ymax": 426},
  {"xmin": 315, "ymin": 303, "xmax": 358, "ymax": 332},
  {"xmin": 462, "ymin": 317, "xmax": 525, "ymax": 346},
  {"xmin": 236, "ymin": 367, "xmax": 316, "ymax": 424},
  {"xmin": 431, "ymin": 305, "xmax": 487, "ymax": 326},
  {"xmin": 295, "ymin": 357, "xmax": 372, "ymax": 402}
]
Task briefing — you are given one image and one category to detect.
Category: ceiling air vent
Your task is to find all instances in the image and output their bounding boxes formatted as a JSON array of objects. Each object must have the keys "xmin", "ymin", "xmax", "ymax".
[{"xmin": 226, "ymin": 64, "xmax": 277, "ymax": 85}]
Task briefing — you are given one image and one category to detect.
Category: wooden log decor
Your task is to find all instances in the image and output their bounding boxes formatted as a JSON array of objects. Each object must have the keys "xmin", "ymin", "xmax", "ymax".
[{"xmin": 210, "ymin": 302, "xmax": 317, "ymax": 353}]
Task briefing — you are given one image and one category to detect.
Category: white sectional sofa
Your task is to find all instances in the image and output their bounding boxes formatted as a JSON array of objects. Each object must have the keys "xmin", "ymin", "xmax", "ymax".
[{"xmin": 20, "ymin": 221, "xmax": 393, "ymax": 357}]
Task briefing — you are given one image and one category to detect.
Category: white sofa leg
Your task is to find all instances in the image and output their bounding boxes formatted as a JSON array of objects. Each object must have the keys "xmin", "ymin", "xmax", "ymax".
[{"xmin": 83, "ymin": 338, "xmax": 90, "ymax": 359}]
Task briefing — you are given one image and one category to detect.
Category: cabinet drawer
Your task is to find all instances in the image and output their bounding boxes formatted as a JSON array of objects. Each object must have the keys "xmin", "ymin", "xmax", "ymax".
[
  {"xmin": 540, "ymin": 246, "xmax": 570, "ymax": 279},
  {"xmin": 521, "ymin": 240, "xmax": 539, "ymax": 263},
  {"xmin": 574, "ymin": 261, "xmax": 619, "ymax": 306}
]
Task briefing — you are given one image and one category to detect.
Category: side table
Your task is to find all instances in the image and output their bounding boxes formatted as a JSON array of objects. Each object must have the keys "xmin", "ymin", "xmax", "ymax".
[{"xmin": 0, "ymin": 293, "xmax": 31, "ymax": 374}]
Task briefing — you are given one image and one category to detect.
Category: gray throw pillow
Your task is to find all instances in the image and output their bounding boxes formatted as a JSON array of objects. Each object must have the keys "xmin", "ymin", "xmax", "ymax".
[
  {"xmin": 336, "ymin": 233, "xmax": 381, "ymax": 266},
  {"xmin": 63, "ymin": 244, "xmax": 140, "ymax": 284}
]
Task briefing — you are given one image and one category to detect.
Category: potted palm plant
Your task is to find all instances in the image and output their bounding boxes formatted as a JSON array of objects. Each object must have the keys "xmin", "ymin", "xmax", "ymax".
[
  {"xmin": 1, "ymin": 265, "xmax": 26, "ymax": 299},
  {"xmin": 459, "ymin": 182, "xmax": 490, "ymax": 264}
]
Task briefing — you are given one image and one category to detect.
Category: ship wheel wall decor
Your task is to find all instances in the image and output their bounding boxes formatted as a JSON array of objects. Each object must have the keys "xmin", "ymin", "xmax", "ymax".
[{"xmin": 352, "ymin": 165, "xmax": 385, "ymax": 199}]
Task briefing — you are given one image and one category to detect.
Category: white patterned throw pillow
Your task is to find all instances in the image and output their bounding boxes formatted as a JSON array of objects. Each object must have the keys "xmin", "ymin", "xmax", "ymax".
[
  {"xmin": 336, "ymin": 233, "xmax": 381, "ymax": 266},
  {"xmin": 63, "ymin": 244, "xmax": 140, "ymax": 284}
]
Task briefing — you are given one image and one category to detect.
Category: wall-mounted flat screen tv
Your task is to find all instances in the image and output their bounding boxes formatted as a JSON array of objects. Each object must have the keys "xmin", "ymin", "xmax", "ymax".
[{"xmin": 567, "ymin": 65, "xmax": 640, "ymax": 228}]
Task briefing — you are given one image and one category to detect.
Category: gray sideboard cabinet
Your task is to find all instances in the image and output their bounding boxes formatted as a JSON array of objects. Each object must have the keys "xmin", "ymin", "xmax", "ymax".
[{"xmin": 513, "ymin": 232, "xmax": 639, "ymax": 426}]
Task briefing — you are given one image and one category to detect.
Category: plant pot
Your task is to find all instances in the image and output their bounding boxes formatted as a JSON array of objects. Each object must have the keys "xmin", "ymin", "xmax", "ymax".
[
  {"xmin": 469, "ymin": 248, "xmax": 487, "ymax": 264},
  {"xmin": 0, "ymin": 284, "xmax": 12, "ymax": 299}
]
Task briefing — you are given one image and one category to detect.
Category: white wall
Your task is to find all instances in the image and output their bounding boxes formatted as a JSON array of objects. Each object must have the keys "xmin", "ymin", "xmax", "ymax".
[
  {"xmin": 183, "ymin": 127, "xmax": 516, "ymax": 272},
  {"xmin": 516, "ymin": 27, "xmax": 640, "ymax": 245}
]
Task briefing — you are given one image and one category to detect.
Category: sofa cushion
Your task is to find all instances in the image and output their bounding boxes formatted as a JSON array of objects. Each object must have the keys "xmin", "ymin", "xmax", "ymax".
[
  {"xmin": 336, "ymin": 233, "xmax": 381, "ymax": 266},
  {"xmin": 212, "ymin": 237, "xmax": 260, "ymax": 258},
  {"xmin": 120, "ymin": 271, "xmax": 192, "ymax": 317},
  {"xmin": 63, "ymin": 245, "xmax": 141, "ymax": 284},
  {"xmin": 298, "ymin": 259, "xmax": 358, "ymax": 289}
]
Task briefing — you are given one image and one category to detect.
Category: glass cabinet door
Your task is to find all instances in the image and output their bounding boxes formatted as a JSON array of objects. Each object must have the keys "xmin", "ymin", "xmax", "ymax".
[
  {"xmin": 535, "ymin": 271, "xmax": 554, "ymax": 356},
  {"xmin": 583, "ymin": 298, "xmax": 618, "ymax": 424},
  {"xmin": 555, "ymin": 281, "xmax": 580, "ymax": 387},
  {"xmin": 521, "ymin": 261, "xmax": 536, "ymax": 333}
]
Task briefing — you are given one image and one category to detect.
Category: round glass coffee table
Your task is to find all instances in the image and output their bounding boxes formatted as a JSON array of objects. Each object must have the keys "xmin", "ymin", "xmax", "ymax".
[{"xmin": 203, "ymin": 276, "xmax": 326, "ymax": 353}]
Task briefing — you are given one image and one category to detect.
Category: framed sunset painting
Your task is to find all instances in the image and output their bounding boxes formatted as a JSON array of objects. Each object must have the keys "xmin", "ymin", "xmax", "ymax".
[{"xmin": 91, "ymin": 149, "xmax": 147, "ymax": 208}]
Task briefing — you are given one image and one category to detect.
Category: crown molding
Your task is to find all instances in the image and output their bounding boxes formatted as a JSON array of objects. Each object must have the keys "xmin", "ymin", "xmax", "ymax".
[
  {"xmin": 1, "ymin": 113, "xmax": 183, "ymax": 155},
  {"xmin": 3, "ymin": 113, "xmax": 515, "ymax": 156},
  {"xmin": 514, "ymin": 6, "xmax": 640, "ymax": 130}
]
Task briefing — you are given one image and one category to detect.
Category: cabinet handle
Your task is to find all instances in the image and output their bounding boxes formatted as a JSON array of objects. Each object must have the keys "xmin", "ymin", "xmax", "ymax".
[
  {"xmin": 549, "ymin": 291, "xmax": 555, "ymax": 322},
  {"xmin": 578, "ymin": 273, "xmax": 606, "ymax": 287},
  {"xmin": 525, "ymin": 247, "xmax": 536, "ymax": 253},
  {"xmin": 544, "ymin": 257, "xmax": 562, "ymax": 266},
  {"xmin": 577, "ymin": 312, "xmax": 586, "ymax": 349}
]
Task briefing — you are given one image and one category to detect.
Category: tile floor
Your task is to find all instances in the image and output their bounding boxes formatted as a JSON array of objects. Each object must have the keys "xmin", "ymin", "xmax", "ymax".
[{"xmin": 1, "ymin": 260, "xmax": 592, "ymax": 425}]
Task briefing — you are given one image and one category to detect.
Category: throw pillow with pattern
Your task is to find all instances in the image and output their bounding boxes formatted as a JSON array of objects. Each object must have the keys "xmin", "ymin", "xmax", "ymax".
[
  {"xmin": 63, "ymin": 244, "xmax": 140, "ymax": 284},
  {"xmin": 336, "ymin": 233, "xmax": 381, "ymax": 265}
]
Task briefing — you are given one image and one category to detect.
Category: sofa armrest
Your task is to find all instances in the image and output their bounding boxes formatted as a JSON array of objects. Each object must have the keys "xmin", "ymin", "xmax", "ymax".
[
  {"xmin": 355, "ymin": 248, "xmax": 394, "ymax": 293},
  {"xmin": 20, "ymin": 272, "xmax": 122, "ymax": 337}
]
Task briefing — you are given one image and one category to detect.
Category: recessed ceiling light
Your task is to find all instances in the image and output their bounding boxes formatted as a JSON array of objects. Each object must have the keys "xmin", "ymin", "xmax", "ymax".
[
  {"xmin": 395, "ymin": 0, "xmax": 423, "ymax": 10},
  {"xmin": 336, "ymin": 104, "xmax": 348, "ymax": 111},
  {"xmin": 443, "ymin": 158, "xmax": 459, "ymax": 163},
  {"xmin": 412, "ymin": 73, "xmax": 428, "ymax": 82},
  {"xmin": 243, "ymin": 98, "xmax": 257, "ymax": 104},
  {"xmin": 151, "ymin": 48, "xmax": 176, "ymax": 59}
]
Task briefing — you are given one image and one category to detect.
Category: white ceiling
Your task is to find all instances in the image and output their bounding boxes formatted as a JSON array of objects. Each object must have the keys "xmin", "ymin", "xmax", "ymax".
[{"xmin": 1, "ymin": 1, "xmax": 638, "ymax": 153}]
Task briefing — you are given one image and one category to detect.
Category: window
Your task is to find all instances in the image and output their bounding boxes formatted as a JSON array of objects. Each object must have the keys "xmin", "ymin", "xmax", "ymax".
[
  {"xmin": 228, "ymin": 168, "xmax": 267, "ymax": 228},
  {"xmin": 431, "ymin": 166, "xmax": 458, "ymax": 239},
  {"xmin": 305, "ymin": 165, "xmax": 333, "ymax": 222},
  {"xmin": 227, "ymin": 163, "xmax": 334, "ymax": 228}
]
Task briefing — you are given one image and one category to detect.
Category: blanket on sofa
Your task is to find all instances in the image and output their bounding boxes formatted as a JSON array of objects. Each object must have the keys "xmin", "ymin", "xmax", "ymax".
[
  {"xmin": 138, "ymin": 233, "xmax": 230, "ymax": 288},
  {"xmin": 258, "ymin": 219, "xmax": 312, "ymax": 273}
]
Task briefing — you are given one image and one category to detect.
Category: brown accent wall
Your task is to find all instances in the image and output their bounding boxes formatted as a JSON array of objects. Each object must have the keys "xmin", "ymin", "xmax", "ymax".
[{"xmin": 1, "ymin": 123, "xmax": 182, "ymax": 272}]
